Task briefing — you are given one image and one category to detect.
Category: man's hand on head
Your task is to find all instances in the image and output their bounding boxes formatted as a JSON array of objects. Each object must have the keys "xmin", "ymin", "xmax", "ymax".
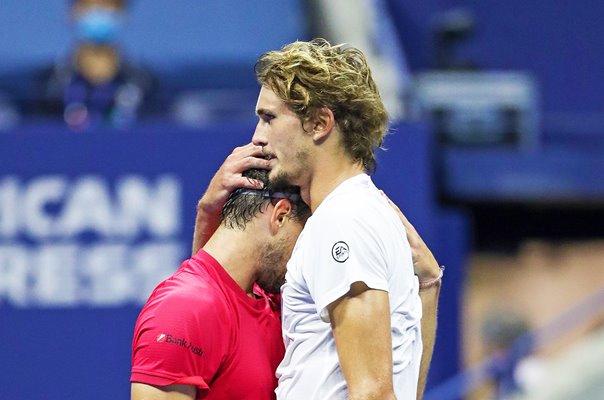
[
  {"xmin": 192, "ymin": 143, "xmax": 272, "ymax": 255},
  {"xmin": 198, "ymin": 143, "xmax": 271, "ymax": 215}
]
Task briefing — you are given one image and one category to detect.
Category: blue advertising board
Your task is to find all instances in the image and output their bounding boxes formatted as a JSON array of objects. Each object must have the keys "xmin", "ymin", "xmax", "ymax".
[{"xmin": 0, "ymin": 120, "xmax": 466, "ymax": 399}]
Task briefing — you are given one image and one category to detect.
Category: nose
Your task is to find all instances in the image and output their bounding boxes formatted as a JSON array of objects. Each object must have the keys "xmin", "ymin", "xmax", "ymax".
[{"xmin": 252, "ymin": 122, "xmax": 268, "ymax": 147}]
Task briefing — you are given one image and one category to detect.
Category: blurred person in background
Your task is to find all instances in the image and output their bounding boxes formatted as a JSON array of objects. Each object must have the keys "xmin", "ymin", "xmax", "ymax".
[
  {"xmin": 482, "ymin": 311, "xmax": 533, "ymax": 399},
  {"xmin": 34, "ymin": 0, "xmax": 155, "ymax": 130}
]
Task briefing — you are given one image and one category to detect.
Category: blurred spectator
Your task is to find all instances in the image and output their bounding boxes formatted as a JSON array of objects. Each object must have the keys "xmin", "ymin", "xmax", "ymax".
[
  {"xmin": 34, "ymin": 0, "xmax": 155, "ymax": 130},
  {"xmin": 482, "ymin": 310, "xmax": 533, "ymax": 399}
]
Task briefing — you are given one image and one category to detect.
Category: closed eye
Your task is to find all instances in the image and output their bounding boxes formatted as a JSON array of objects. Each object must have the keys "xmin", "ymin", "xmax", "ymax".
[
  {"xmin": 261, "ymin": 114, "xmax": 275, "ymax": 123},
  {"xmin": 257, "ymin": 109, "xmax": 275, "ymax": 123}
]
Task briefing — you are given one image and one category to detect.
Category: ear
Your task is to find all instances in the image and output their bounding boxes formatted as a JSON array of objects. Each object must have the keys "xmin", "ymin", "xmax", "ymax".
[
  {"xmin": 310, "ymin": 107, "xmax": 335, "ymax": 143},
  {"xmin": 269, "ymin": 199, "xmax": 292, "ymax": 235}
]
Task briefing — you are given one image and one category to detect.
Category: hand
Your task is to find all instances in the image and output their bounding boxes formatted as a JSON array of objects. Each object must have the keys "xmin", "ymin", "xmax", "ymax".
[
  {"xmin": 198, "ymin": 143, "xmax": 272, "ymax": 216},
  {"xmin": 192, "ymin": 143, "xmax": 273, "ymax": 255},
  {"xmin": 380, "ymin": 191, "xmax": 441, "ymax": 281}
]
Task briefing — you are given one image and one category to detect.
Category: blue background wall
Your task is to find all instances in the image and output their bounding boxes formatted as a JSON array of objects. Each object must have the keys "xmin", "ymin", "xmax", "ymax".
[
  {"xmin": 389, "ymin": 0, "xmax": 604, "ymax": 117},
  {"xmin": 0, "ymin": 1, "xmax": 307, "ymax": 71}
]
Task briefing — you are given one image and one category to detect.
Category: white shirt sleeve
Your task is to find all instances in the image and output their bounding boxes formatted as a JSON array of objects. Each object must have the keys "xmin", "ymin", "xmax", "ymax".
[{"xmin": 303, "ymin": 207, "xmax": 391, "ymax": 322}]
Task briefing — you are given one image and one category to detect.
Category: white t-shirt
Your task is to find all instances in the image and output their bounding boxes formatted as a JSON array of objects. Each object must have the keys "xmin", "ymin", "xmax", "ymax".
[{"xmin": 276, "ymin": 174, "xmax": 423, "ymax": 400}]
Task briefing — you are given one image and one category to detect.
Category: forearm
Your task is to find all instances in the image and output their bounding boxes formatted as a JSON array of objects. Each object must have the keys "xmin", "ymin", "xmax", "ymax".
[{"xmin": 417, "ymin": 281, "xmax": 441, "ymax": 400}]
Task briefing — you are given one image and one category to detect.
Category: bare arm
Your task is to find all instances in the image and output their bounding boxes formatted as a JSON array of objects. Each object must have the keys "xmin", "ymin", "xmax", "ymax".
[
  {"xmin": 417, "ymin": 282, "xmax": 440, "ymax": 399},
  {"xmin": 381, "ymin": 192, "xmax": 441, "ymax": 400},
  {"xmin": 131, "ymin": 383, "xmax": 196, "ymax": 400},
  {"xmin": 328, "ymin": 283, "xmax": 397, "ymax": 400},
  {"xmin": 192, "ymin": 143, "xmax": 271, "ymax": 255}
]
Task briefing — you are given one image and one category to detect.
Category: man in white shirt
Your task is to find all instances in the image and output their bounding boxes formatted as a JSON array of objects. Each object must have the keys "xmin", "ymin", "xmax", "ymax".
[
  {"xmin": 277, "ymin": 174, "xmax": 422, "ymax": 399},
  {"xmin": 251, "ymin": 39, "xmax": 442, "ymax": 399}
]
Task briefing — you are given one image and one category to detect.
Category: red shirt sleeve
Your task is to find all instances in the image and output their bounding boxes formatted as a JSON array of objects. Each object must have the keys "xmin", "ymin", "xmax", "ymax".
[{"xmin": 131, "ymin": 282, "xmax": 231, "ymax": 398}]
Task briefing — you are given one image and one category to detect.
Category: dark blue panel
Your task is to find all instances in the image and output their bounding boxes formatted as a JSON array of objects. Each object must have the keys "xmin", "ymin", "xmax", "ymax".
[
  {"xmin": 442, "ymin": 146, "xmax": 604, "ymax": 202},
  {"xmin": 0, "ymin": 307, "xmax": 141, "ymax": 399},
  {"xmin": 386, "ymin": 0, "xmax": 449, "ymax": 70},
  {"xmin": 375, "ymin": 121, "xmax": 438, "ymax": 242},
  {"xmin": 427, "ymin": 209, "xmax": 469, "ymax": 390},
  {"xmin": 453, "ymin": 0, "xmax": 604, "ymax": 113},
  {"xmin": 388, "ymin": 0, "xmax": 604, "ymax": 114}
]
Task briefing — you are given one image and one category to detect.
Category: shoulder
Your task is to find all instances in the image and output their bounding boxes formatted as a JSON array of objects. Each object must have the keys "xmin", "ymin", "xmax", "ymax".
[
  {"xmin": 132, "ymin": 267, "xmax": 234, "ymax": 365},
  {"xmin": 137, "ymin": 264, "xmax": 231, "ymax": 330},
  {"xmin": 313, "ymin": 188, "xmax": 387, "ymax": 229},
  {"xmin": 301, "ymin": 186, "xmax": 403, "ymax": 261}
]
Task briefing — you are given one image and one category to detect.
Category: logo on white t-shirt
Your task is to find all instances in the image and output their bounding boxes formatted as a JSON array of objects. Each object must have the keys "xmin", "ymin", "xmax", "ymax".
[{"xmin": 331, "ymin": 241, "xmax": 349, "ymax": 263}]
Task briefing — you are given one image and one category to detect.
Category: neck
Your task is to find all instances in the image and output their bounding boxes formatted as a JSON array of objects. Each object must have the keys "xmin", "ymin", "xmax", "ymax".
[
  {"xmin": 301, "ymin": 139, "xmax": 365, "ymax": 213},
  {"xmin": 202, "ymin": 225, "xmax": 258, "ymax": 296}
]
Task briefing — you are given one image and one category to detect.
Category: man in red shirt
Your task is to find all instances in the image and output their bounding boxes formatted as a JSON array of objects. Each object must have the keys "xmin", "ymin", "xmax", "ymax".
[{"xmin": 131, "ymin": 167, "xmax": 310, "ymax": 400}]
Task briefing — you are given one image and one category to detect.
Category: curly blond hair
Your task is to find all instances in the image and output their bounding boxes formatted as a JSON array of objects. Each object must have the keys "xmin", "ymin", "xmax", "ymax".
[{"xmin": 255, "ymin": 38, "xmax": 388, "ymax": 172}]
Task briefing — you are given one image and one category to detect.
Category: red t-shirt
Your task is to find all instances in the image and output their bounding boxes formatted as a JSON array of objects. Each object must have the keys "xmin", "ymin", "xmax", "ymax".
[{"xmin": 131, "ymin": 249, "xmax": 284, "ymax": 399}]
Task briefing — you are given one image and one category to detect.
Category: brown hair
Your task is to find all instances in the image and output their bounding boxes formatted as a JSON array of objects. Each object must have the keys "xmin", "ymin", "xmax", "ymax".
[{"xmin": 255, "ymin": 38, "xmax": 388, "ymax": 172}]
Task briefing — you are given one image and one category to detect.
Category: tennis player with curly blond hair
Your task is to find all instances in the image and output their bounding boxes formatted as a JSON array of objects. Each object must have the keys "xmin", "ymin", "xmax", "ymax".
[{"xmin": 252, "ymin": 39, "xmax": 441, "ymax": 400}]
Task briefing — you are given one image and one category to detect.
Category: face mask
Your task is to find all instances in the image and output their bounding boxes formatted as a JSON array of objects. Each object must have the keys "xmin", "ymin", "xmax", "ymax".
[{"xmin": 75, "ymin": 8, "xmax": 124, "ymax": 45}]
